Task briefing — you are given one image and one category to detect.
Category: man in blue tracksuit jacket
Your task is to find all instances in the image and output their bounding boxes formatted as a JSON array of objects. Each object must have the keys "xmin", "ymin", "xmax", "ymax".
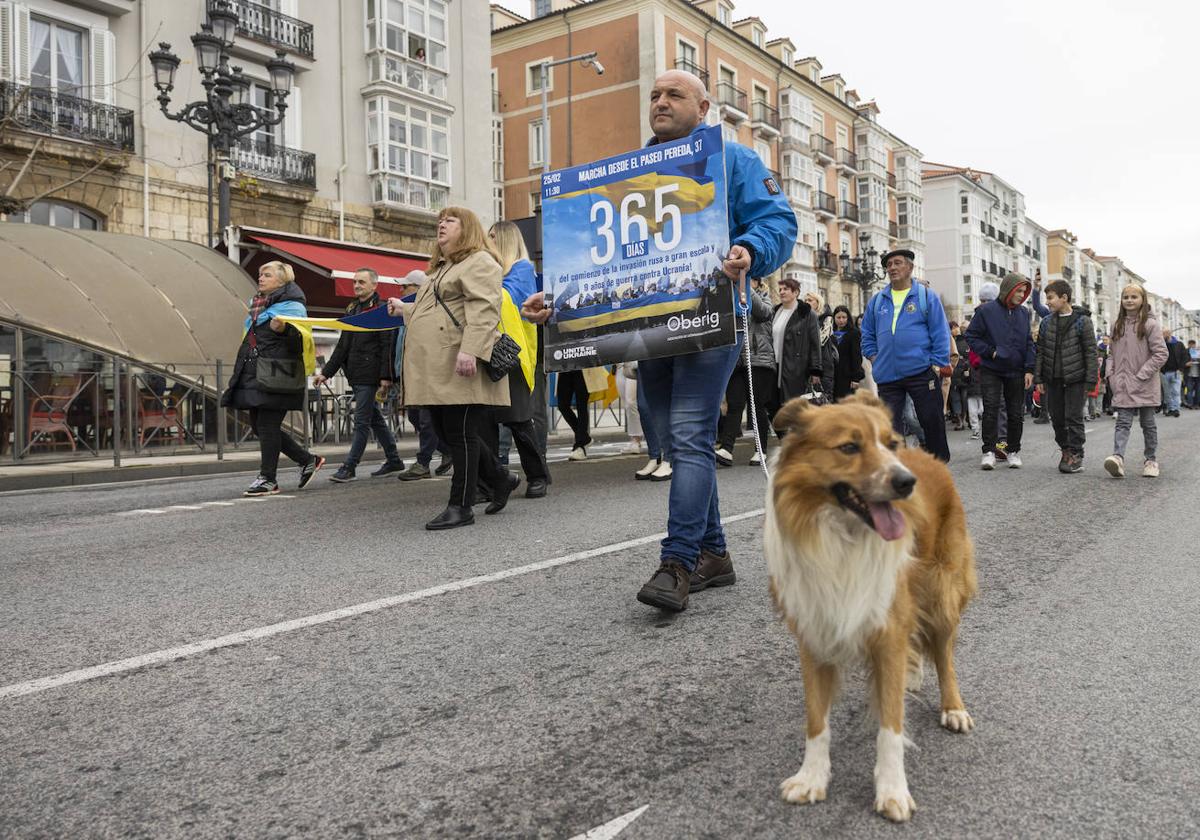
[
  {"xmin": 521, "ymin": 70, "xmax": 796, "ymax": 612},
  {"xmin": 861, "ymin": 249, "xmax": 952, "ymax": 461},
  {"xmin": 964, "ymin": 272, "xmax": 1036, "ymax": 469}
]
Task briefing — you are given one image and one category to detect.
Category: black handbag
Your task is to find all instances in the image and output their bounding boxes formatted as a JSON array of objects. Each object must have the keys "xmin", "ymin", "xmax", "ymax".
[
  {"xmin": 432, "ymin": 281, "xmax": 522, "ymax": 382},
  {"xmin": 255, "ymin": 352, "xmax": 306, "ymax": 393}
]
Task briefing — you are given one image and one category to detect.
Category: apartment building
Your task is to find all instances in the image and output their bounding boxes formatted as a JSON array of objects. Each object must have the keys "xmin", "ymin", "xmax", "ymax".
[
  {"xmin": 920, "ymin": 163, "xmax": 1045, "ymax": 323},
  {"xmin": 490, "ymin": 0, "xmax": 923, "ymax": 313},
  {"xmin": 0, "ymin": 0, "xmax": 492, "ymax": 259}
]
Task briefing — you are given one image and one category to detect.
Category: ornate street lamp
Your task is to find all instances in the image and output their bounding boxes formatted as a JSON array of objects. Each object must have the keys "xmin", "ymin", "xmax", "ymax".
[
  {"xmin": 149, "ymin": 7, "xmax": 295, "ymax": 246},
  {"xmin": 841, "ymin": 234, "xmax": 882, "ymax": 312}
]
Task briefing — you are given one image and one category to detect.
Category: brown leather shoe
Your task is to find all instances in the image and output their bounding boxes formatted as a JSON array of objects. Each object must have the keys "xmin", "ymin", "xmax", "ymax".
[
  {"xmin": 636, "ymin": 561, "xmax": 690, "ymax": 611},
  {"xmin": 689, "ymin": 547, "xmax": 736, "ymax": 592}
]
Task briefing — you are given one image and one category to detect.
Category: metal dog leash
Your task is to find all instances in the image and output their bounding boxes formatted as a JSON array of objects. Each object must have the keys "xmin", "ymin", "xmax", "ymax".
[{"xmin": 738, "ymin": 273, "xmax": 770, "ymax": 480}]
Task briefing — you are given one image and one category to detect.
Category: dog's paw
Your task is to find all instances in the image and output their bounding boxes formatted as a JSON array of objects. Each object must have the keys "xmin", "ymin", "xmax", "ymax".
[
  {"xmin": 874, "ymin": 789, "xmax": 916, "ymax": 823},
  {"xmin": 940, "ymin": 708, "xmax": 974, "ymax": 733},
  {"xmin": 780, "ymin": 765, "xmax": 830, "ymax": 805}
]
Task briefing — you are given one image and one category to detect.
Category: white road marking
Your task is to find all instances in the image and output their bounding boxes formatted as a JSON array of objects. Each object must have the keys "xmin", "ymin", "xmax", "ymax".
[
  {"xmin": 568, "ymin": 805, "xmax": 649, "ymax": 840},
  {"xmin": 117, "ymin": 509, "xmax": 165, "ymax": 516},
  {"xmin": 200, "ymin": 501, "xmax": 236, "ymax": 507},
  {"xmin": 167, "ymin": 505, "xmax": 205, "ymax": 511},
  {"xmin": 114, "ymin": 495, "xmax": 295, "ymax": 517},
  {"xmin": 0, "ymin": 510, "xmax": 764, "ymax": 701}
]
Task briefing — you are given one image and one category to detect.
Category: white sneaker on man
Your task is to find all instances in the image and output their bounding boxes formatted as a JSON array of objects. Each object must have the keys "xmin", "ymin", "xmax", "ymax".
[
  {"xmin": 1007, "ymin": 453, "xmax": 1023, "ymax": 469},
  {"xmin": 1104, "ymin": 454, "xmax": 1125, "ymax": 478},
  {"xmin": 1142, "ymin": 460, "xmax": 1159, "ymax": 478},
  {"xmin": 649, "ymin": 461, "xmax": 673, "ymax": 481},
  {"xmin": 568, "ymin": 446, "xmax": 587, "ymax": 461},
  {"xmin": 635, "ymin": 458, "xmax": 660, "ymax": 480},
  {"xmin": 981, "ymin": 452, "xmax": 996, "ymax": 470},
  {"xmin": 715, "ymin": 447, "xmax": 734, "ymax": 467},
  {"xmin": 749, "ymin": 450, "xmax": 764, "ymax": 466}
]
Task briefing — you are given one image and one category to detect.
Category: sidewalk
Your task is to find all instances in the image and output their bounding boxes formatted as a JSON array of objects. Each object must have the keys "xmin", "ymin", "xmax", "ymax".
[{"xmin": 0, "ymin": 426, "xmax": 632, "ymax": 494}]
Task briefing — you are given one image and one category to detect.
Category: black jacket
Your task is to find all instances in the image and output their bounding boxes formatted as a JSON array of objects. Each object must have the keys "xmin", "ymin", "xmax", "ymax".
[
  {"xmin": 775, "ymin": 301, "xmax": 822, "ymax": 401},
  {"xmin": 1162, "ymin": 339, "xmax": 1190, "ymax": 373},
  {"xmin": 321, "ymin": 292, "xmax": 396, "ymax": 386},
  {"xmin": 1034, "ymin": 305, "xmax": 1099, "ymax": 387},
  {"xmin": 831, "ymin": 327, "xmax": 864, "ymax": 399},
  {"xmin": 222, "ymin": 282, "xmax": 308, "ymax": 412}
]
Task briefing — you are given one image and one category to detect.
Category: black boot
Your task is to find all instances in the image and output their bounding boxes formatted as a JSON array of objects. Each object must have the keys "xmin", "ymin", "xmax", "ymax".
[
  {"xmin": 485, "ymin": 471, "xmax": 521, "ymax": 515},
  {"xmin": 425, "ymin": 505, "xmax": 475, "ymax": 530}
]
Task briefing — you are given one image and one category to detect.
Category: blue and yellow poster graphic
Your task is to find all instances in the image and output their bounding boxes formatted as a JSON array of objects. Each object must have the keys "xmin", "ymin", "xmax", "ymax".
[{"xmin": 541, "ymin": 125, "xmax": 734, "ymax": 371}]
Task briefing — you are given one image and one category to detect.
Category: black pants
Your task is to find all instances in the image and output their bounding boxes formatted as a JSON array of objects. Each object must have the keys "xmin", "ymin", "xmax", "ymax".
[
  {"xmin": 249, "ymin": 407, "xmax": 312, "ymax": 481},
  {"xmin": 482, "ymin": 416, "xmax": 549, "ymax": 482},
  {"xmin": 718, "ymin": 364, "xmax": 775, "ymax": 452},
  {"xmin": 530, "ymin": 366, "xmax": 549, "ymax": 455},
  {"xmin": 877, "ymin": 369, "xmax": 951, "ymax": 462},
  {"xmin": 555, "ymin": 370, "xmax": 591, "ymax": 448},
  {"xmin": 428, "ymin": 404, "xmax": 507, "ymax": 509},
  {"xmin": 980, "ymin": 370, "xmax": 1026, "ymax": 454},
  {"xmin": 1044, "ymin": 379, "xmax": 1086, "ymax": 457}
]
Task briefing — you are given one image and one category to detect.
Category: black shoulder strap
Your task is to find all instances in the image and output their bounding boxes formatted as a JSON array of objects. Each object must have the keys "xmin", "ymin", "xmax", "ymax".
[{"xmin": 432, "ymin": 280, "xmax": 462, "ymax": 330}]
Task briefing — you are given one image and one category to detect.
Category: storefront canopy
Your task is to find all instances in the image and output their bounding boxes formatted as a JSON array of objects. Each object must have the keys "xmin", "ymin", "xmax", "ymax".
[
  {"xmin": 233, "ymin": 227, "xmax": 428, "ymax": 312},
  {"xmin": 0, "ymin": 225, "xmax": 251, "ymax": 368}
]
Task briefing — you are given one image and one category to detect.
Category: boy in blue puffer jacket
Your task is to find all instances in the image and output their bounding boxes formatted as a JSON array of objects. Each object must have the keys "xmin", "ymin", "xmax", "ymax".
[{"xmin": 964, "ymin": 272, "xmax": 1035, "ymax": 470}]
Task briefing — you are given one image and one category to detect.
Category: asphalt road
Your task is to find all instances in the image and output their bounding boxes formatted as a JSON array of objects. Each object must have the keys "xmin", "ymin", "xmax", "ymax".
[{"xmin": 1, "ymin": 410, "xmax": 1198, "ymax": 839}]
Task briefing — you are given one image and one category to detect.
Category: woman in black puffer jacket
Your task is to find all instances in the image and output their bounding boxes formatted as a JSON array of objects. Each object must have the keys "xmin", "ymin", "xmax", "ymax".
[
  {"xmin": 830, "ymin": 305, "xmax": 865, "ymax": 400},
  {"xmin": 221, "ymin": 261, "xmax": 323, "ymax": 496}
]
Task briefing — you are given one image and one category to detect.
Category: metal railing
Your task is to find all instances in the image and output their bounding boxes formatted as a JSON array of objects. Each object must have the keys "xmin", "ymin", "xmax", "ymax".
[
  {"xmin": 0, "ymin": 81, "xmax": 135, "ymax": 151},
  {"xmin": 836, "ymin": 148, "xmax": 858, "ymax": 170},
  {"xmin": 811, "ymin": 133, "xmax": 834, "ymax": 160},
  {"xmin": 814, "ymin": 249, "xmax": 839, "ymax": 273},
  {"xmin": 889, "ymin": 220, "xmax": 899, "ymax": 238},
  {"xmin": 813, "ymin": 190, "xmax": 836, "ymax": 216},
  {"xmin": 674, "ymin": 58, "xmax": 709, "ymax": 86},
  {"xmin": 838, "ymin": 201, "xmax": 859, "ymax": 222},
  {"xmin": 715, "ymin": 81, "xmax": 748, "ymax": 114},
  {"xmin": 232, "ymin": 138, "xmax": 317, "ymax": 188},
  {"xmin": 751, "ymin": 100, "xmax": 780, "ymax": 129},
  {"xmin": 214, "ymin": 0, "xmax": 314, "ymax": 59},
  {"xmin": 887, "ymin": 172, "xmax": 897, "ymax": 189}
]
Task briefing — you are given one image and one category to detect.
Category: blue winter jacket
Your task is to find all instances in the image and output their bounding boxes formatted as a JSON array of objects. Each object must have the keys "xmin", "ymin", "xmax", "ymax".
[
  {"xmin": 860, "ymin": 283, "xmax": 951, "ymax": 385},
  {"xmin": 964, "ymin": 299, "xmax": 1036, "ymax": 376},
  {"xmin": 649, "ymin": 125, "xmax": 797, "ymax": 312}
]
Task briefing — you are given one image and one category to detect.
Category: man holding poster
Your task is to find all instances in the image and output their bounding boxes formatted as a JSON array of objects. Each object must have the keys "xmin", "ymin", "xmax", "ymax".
[{"xmin": 524, "ymin": 70, "xmax": 796, "ymax": 611}]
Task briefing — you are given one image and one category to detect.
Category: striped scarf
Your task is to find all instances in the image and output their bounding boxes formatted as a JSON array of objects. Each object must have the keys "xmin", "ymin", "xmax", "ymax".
[{"xmin": 246, "ymin": 292, "xmax": 270, "ymax": 348}]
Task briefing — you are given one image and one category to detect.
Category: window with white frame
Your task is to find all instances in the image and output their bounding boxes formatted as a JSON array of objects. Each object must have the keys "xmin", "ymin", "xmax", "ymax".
[
  {"xmin": 8, "ymin": 199, "xmax": 102, "ymax": 229},
  {"xmin": 530, "ymin": 190, "xmax": 542, "ymax": 214},
  {"xmin": 754, "ymin": 139, "xmax": 771, "ymax": 169},
  {"xmin": 493, "ymin": 186, "xmax": 504, "ymax": 223},
  {"xmin": 366, "ymin": 0, "xmax": 449, "ymax": 101},
  {"xmin": 491, "ymin": 117, "xmax": 503, "ymax": 182},
  {"xmin": 30, "ymin": 16, "xmax": 86, "ymax": 97},
  {"xmin": 963, "ymin": 275, "xmax": 973, "ymax": 305},
  {"xmin": 717, "ymin": 4, "xmax": 730, "ymax": 25},
  {"xmin": 782, "ymin": 47, "xmax": 792, "ymax": 66},
  {"xmin": 529, "ymin": 117, "xmax": 549, "ymax": 167},
  {"xmin": 960, "ymin": 192, "xmax": 969, "ymax": 223},
  {"xmin": 752, "ymin": 29, "xmax": 763, "ymax": 48},
  {"xmin": 526, "ymin": 59, "xmax": 552, "ymax": 95},
  {"xmin": 961, "ymin": 234, "xmax": 971, "ymax": 265},
  {"xmin": 677, "ymin": 39, "xmax": 697, "ymax": 69},
  {"xmin": 366, "ymin": 97, "xmax": 451, "ymax": 212}
]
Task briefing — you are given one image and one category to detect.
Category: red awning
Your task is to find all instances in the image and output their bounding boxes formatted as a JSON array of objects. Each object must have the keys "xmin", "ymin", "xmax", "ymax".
[{"xmin": 248, "ymin": 234, "xmax": 427, "ymax": 299}]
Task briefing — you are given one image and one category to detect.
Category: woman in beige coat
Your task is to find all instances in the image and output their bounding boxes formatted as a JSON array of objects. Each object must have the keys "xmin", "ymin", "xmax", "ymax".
[{"xmin": 388, "ymin": 206, "xmax": 516, "ymax": 530}]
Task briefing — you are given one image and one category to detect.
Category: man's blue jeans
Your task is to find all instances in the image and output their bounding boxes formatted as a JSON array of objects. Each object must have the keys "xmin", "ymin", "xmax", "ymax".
[
  {"xmin": 638, "ymin": 337, "xmax": 743, "ymax": 570},
  {"xmin": 345, "ymin": 384, "xmax": 400, "ymax": 468},
  {"xmin": 1186, "ymin": 375, "xmax": 1200, "ymax": 408},
  {"xmin": 1162, "ymin": 371, "xmax": 1182, "ymax": 412}
]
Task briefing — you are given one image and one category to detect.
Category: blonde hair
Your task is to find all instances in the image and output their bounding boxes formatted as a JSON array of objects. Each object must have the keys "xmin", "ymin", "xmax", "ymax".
[
  {"xmin": 260, "ymin": 260, "xmax": 295, "ymax": 284},
  {"xmin": 488, "ymin": 220, "xmax": 530, "ymax": 276},
  {"xmin": 428, "ymin": 206, "xmax": 501, "ymax": 271},
  {"xmin": 1112, "ymin": 283, "xmax": 1151, "ymax": 342}
]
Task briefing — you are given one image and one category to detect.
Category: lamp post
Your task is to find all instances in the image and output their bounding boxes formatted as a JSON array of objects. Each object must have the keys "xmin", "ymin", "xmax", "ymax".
[
  {"xmin": 148, "ymin": 1, "xmax": 295, "ymax": 246},
  {"xmin": 840, "ymin": 234, "xmax": 882, "ymax": 312},
  {"xmin": 539, "ymin": 51, "xmax": 604, "ymax": 175}
]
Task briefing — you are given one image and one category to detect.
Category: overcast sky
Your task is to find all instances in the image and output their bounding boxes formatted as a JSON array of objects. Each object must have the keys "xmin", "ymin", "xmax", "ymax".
[{"xmin": 496, "ymin": 0, "xmax": 1198, "ymax": 309}]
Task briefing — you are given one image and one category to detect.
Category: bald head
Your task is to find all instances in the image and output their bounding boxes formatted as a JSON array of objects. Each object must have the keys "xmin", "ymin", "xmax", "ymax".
[{"xmin": 649, "ymin": 71, "xmax": 710, "ymax": 142}]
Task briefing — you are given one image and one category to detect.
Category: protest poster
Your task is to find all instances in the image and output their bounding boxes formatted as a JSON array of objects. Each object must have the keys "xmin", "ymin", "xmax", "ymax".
[{"xmin": 540, "ymin": 125, "xmax": 734, "ymax": 371}]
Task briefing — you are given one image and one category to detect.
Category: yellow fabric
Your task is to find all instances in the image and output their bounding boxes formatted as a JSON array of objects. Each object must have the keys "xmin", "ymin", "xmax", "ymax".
[
  {"xmin": 559, "ymin": 172, "xmax": 716, "ymax": 235},
  {"xmin": 499, "ymin": 288, "xmax": 537, "ymax": 390},
  {"xmin": 275, "ymin": 315, "xmax": 381, "ymax": 333},
  {"xmin": 582, "ymin": 367, "xmax": 619, "ymax": 407},
  {"xmin": 245, "ymin": 319, "xmax": 318, "ymax": 376},
  {"xmin": 890, "ymin": 287, "xmax": 908, "ymax": 335}
]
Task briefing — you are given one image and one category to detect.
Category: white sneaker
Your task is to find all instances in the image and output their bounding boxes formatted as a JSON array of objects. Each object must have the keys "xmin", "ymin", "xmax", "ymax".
[
  {"xmin": 650, "ymin": 461, "xmax": 673, "ymax": 482},
  {"xmin": 1007, "ymin": 453, "xmax": 1023, "ymax": 469},
  {"xmin": 1104, "ymin": 454, "xmax": 1125, "ymax": 478},
  {"xmin": 749, "ymin": 450, "xmax": 764, "ymax": 466},
  {"xmin": 981, "ymin": 452, "xmax": 996, "ymax": 470},
  {"xmin": 1142, "ymin": 460, "xmax": 1159, "ymax": 478},
  {"xmin": 715, "ymin": 447, "xmax": 734, "ymax": 466},
  {"xmin": 568, "ymin": 446, "xmax": 587, "ymax": 461},
  {"xmin": 635, "ymin": 457, "xmax": 660, "ymax": 480}
]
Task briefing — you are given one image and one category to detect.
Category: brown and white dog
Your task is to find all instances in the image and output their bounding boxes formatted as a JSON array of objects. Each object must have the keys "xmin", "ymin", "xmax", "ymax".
[{"xmin": 765, "ymin": 393, "xmax": 978, "ymax": 822}]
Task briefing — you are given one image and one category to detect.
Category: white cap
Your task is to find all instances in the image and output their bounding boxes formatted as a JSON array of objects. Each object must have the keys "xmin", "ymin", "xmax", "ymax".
[{"xmin": 404, "ymin": 269, "xmax": 428, "ymax": 287}]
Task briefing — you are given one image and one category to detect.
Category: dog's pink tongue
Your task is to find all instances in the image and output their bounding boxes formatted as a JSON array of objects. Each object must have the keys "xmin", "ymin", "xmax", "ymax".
[{"xmin": 869, "ymin": 502, "xmax": 906, "ymax": 541}]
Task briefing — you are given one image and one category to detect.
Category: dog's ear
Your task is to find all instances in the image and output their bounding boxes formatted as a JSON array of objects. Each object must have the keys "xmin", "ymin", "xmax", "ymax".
[
  {"xmin": 772, "ymin": 397, "xmax": 815, "ymax": 438},
  {"xmin": 842, "ymin": 391, "xmax": 888, "ymax": 411}
]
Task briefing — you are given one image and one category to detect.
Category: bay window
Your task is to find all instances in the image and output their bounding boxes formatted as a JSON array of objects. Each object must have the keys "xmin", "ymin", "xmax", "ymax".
[{"xmin": 367, "ymin": 96, "xmax": 450, "ymax": 212}]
